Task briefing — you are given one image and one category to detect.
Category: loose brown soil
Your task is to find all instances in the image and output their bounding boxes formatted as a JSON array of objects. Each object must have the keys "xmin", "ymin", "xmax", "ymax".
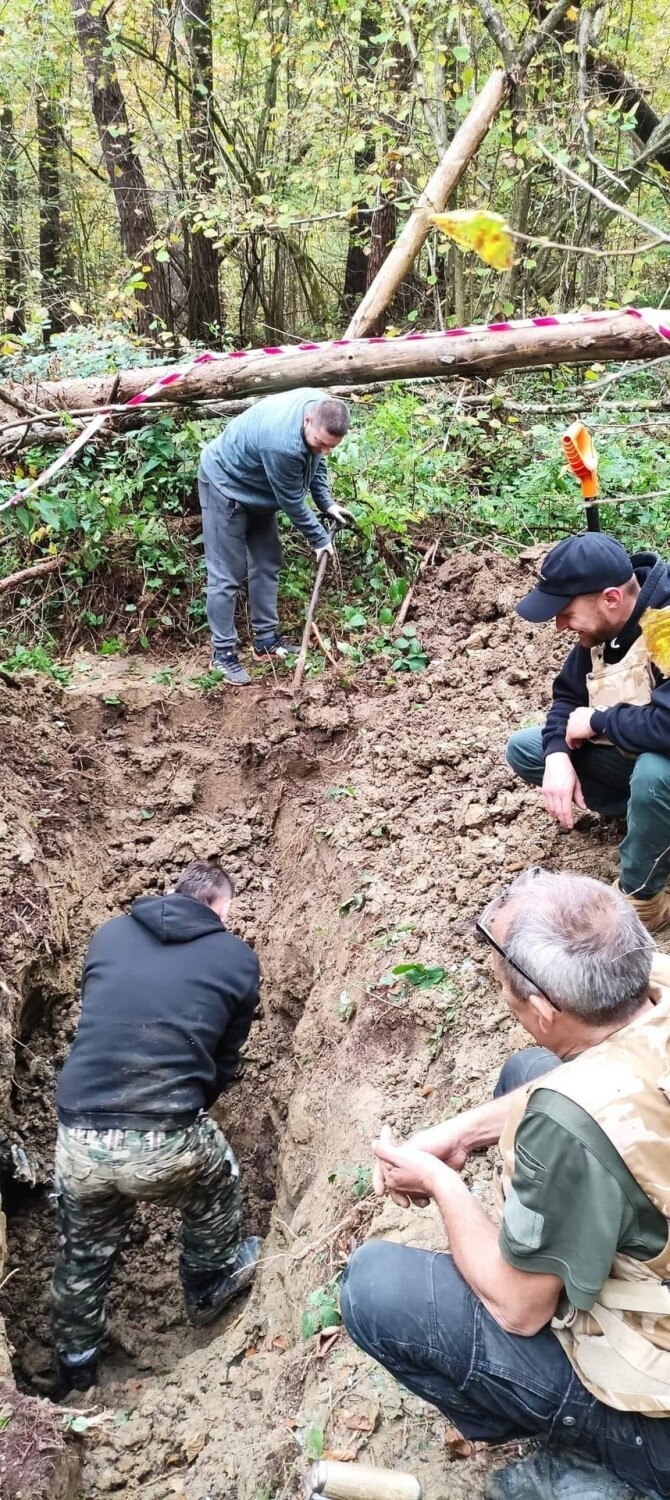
[{"xmin": 0, "ymin": 547, "xmax": 646, "ymax": 1500}]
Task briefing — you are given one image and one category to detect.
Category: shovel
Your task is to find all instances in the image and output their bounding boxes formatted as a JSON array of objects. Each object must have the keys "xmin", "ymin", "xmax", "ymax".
[
  {"xmin": 292, "ymin": 544, "xmax": 333, "ymax": 692},
  {"xmin": 562, "ymin": 421, "xmax": 600, "ymax": 531}
]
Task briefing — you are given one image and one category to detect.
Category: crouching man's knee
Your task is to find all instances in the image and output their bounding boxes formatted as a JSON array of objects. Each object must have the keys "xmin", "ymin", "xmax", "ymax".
[
  {"xmin": 505, "ymin": 727, "xmax": 545, "ymax": 785},
  {"xmin": 340, "ymin": 1240, "xmax": 401, "ymax": 1354}
]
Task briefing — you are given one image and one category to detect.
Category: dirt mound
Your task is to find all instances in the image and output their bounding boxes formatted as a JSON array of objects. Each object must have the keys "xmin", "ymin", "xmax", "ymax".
[{"xmin": 0, "ymin": 548, "xmax": 639, "ymax": 1498}]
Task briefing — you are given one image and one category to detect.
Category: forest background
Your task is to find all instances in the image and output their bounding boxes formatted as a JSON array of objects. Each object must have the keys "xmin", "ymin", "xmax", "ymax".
[{"xmin": 0, "ymin": 0, "xmax": 669, "ymax": 673}]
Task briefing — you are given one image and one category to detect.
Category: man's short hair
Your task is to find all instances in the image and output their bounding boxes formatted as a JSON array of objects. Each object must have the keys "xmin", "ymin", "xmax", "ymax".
[
  {"xmin": 484, "ymin": 868, "xmax": 653, "ymax": 1024},
  {"xmin": 175, "ymin": 860, "xmax": 235, "ymax": 906},
  {"xmin": 312, "ymin": 398, "xmax": 350, "ymax": 437}
]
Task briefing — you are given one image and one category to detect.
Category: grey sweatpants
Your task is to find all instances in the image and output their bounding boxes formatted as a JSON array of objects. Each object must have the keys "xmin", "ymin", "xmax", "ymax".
[{"xmin": 198, "ymin": 470, "xmax": 282, "ymax": 653}]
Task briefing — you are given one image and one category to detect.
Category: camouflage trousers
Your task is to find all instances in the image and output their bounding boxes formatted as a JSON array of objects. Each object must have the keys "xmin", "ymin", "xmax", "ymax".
[{"xmin": 51, "ymin": 1115, "xmax": 241, "ymax": 1357}]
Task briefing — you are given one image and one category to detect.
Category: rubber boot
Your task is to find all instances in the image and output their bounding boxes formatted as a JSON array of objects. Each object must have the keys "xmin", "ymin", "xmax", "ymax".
[
  {"xmin": 614, "ymin": 879, "xmax": 670, "ymax": 933},
  {"xmin": 57, "ymin": 1349, "xmax": 98, "ymax": 1395},
  {"xmin": 484, "ymin": 1449, "xmax": 642, "ymax": 1500},
  {"xmin": 183, "ymin": 1235, "xmax": 262, "ymax": 1327}
]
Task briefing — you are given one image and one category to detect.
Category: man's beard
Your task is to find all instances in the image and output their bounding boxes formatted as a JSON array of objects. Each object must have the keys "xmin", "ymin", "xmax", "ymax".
[{"xmin": 577, "ymin": 626, "xmax": 613, "ymax": 647}]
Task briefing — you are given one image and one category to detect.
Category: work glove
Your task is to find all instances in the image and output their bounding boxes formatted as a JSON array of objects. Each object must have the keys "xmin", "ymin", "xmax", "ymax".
[
  {"xmin": 316, "ymin": 540, "xmax": 334, "ymax": 564},
  {"xmin": 325, "ymin": 502, "xmax": 354, "ymax": 527}
]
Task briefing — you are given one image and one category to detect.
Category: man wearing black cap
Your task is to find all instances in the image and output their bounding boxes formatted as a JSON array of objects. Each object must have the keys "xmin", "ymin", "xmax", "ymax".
[{"xmin": 506, "ymin": 533, "xmax": 670, "ymax": 931}]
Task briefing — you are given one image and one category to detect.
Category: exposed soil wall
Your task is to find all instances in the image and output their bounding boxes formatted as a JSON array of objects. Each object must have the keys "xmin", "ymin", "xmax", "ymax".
[{"xmin": 0, "ymin": 548, "xmax": 637, "ymax": 1499}]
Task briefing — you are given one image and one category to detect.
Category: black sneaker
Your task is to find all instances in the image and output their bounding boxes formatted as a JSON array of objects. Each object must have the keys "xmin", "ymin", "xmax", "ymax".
[
  {"xmin": 57, "ymin": 1350, "xmax": 98, "ymax": 1395},
  {"xmin": 252, "ymin": 634, "xmax": 300, "ymax": 662},
  {"xmin": 212, "ymin": 651, "xmax": 252, "ymax": 686},
  {"xmin": 183, "ymin": 1236, "xmax": 262, "ymax": 1327}
]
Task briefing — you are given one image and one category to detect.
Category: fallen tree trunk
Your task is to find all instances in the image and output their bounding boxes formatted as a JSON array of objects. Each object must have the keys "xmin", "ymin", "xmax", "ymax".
[{"xmin": 13, "ymin": 313, "xmax": 668, "ymax": 416}]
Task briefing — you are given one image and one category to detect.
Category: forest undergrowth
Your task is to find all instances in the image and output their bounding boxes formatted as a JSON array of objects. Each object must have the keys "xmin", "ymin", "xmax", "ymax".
[{"xmin": 2, "ymin": 332, "xmax": 670, "ymax": 680}]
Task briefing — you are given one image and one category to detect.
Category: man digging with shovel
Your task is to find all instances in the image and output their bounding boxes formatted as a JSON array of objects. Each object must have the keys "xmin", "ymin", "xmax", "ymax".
[
  {"xmin": 506, "ymin": 532, "xmax": 670, "ymax": 931},
  {"xmin": 198, "ymin": 389, "xmax": 353, "ymax": 684}
]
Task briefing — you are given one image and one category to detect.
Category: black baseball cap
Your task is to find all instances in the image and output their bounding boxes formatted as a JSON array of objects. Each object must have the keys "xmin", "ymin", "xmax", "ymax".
[{"xmin": 516, "ymin": 533, "xmax": 634, "ymax": 623}]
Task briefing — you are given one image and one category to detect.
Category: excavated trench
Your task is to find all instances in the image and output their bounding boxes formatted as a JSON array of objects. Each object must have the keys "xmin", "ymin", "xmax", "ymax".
[{"xmin": 0, "ymin": 548, "xmax": 640, "ymax": 1500}]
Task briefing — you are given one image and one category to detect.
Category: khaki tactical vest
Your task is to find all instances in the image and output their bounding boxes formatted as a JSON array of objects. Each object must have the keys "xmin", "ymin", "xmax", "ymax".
[
  {"xmin": 499, "ymin": 961, "xmax": 670, "ymax": 1414},
  {"xmin": 586, "ymin": 634, "xmax": 655, "ymax": 745}
]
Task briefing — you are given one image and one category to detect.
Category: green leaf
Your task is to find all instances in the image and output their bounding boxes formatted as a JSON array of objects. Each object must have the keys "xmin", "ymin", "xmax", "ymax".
[{"xmin": 453, "ymin": 43, "xmax": 469, "ymax": 61}]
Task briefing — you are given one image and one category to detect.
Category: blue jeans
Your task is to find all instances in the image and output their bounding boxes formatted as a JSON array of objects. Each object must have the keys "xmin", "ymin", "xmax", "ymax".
[
  {"xmin": 340, "ymin": 1052, "xmax": 670, "ymax": 1499},
  {"xmin": 506, "ymin": 726, "xmax": 670, "ymax": 900}
]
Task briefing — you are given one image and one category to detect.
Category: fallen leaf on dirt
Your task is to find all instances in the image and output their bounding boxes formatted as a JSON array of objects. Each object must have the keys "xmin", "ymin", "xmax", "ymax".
[
  {"xmin": 323, "ymin": 1445, "xmax": 361, "ymax": 1462},
  {"xmin": 343, "ymin": 1405, "xmax": 379, "ymax": 1433},
  {"xmin": 268, "ymin": 1334, "xmax": 290, "ymax": 1352},
  {"xmin": 280, "ymin": 1415, "xmax": 299, "ymax": 1430},
  {"xmin": 444, "ymin": 1424, "xmax": 475, "ymax": 1460},
  {"xmin": 420, "ymin": 1084, "xmax": 435, "ymax": 1097},
  {"xmin": 244, "ymin": 1344, "xmax": 258, "ymax": 1358},
  {"xmin": 182, "ymin": 1432, "xmax": 206, "ymax": 1462},
  {"xmin": 315, "ymin": 1327, "xmax": 341, "ymax": 1358}
]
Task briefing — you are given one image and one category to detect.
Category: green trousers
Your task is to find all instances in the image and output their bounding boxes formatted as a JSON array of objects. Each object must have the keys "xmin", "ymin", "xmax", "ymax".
[{"xmin": 51, "ymin": 1115, "xmax": 241, "ymax": 1358}]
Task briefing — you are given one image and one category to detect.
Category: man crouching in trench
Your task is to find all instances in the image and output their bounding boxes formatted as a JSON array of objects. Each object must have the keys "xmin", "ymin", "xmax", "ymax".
[{"xmin": 340, "ymin": 868, "xmax": 670, "ymax": 1500}]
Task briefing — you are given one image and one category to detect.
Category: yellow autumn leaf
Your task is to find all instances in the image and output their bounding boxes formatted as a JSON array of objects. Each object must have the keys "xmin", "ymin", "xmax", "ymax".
[
  {"xmin": 640, "ymin": 607, "xmax": 670, "ymax": 675},
  {"xmin": 429, "ymin": 209, "xmax": 514, "ymax": 272}
]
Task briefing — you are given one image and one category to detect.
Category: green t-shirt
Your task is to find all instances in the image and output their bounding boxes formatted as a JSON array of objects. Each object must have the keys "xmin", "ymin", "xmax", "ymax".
[{"xmin": 499, "ymin": 1087, "xmax": 667, "ymax": 1310}]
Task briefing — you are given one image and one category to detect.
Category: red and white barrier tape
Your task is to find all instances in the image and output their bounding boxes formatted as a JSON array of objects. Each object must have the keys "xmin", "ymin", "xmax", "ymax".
[{"xmin": 1, "ymin": 307, "xmax": 668, "ymax": 516}]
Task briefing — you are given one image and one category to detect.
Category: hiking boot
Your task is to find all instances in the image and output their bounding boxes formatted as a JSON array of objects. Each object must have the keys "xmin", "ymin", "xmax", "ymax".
[
  {"xmin": 252, "ymin": 634, "xmax": 300, "ymax": 662},
  {"xmin": 183, "ymin": 1235, "xmax": 262, "ymax": 1327},
  {"xmin": 485, "ymin": 1446, "xmax": 641, "ymax": 1494},
  {"xmin": 484, "ymin": 1450, "xmax": 641, "ymax": 1500},
  {"xmin": 615, "ymin": 880, "xmax": 670, "ymax": 933},
  {"xmin": 57, "ymin": 1349, "xmax": 98, "ymax": 1395},
  {"xmin": 212, "ymin": 651, "xmax": 252, "ymax": 686}
]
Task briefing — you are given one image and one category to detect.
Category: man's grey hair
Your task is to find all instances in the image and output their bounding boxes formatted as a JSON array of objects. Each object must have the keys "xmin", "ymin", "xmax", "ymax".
[
  {"xmin": 484, "ymin": 868, "xmax": 653, "ymax": 1023},
  {"xmin": 311, "ymin": 398, "xmax": 349, "ymax": 437},
  {"xmin": 175, "ymin": 860, "xmax": 235, "ymax": 906}
]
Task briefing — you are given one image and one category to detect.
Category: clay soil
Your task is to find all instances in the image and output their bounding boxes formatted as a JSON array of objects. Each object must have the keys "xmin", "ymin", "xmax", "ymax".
[{"xmin": 0, "ymin": 547, "xmax": 637, "ymax": 1500}]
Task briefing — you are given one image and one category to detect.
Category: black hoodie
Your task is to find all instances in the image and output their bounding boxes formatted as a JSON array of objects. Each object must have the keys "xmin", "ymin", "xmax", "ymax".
[
  {"xmin": 543, "ymin": 551, "xmax": 670, "ymax": 759},
  {"xmin": 56, "ymin": 894, "xmax": 261, "ymax": 1130}
]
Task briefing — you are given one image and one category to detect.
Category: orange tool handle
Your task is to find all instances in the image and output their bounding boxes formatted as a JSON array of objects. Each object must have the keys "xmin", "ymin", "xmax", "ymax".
[{"xmin": 562, "ymin": 421, "xmax": 599, "ymax": 500}]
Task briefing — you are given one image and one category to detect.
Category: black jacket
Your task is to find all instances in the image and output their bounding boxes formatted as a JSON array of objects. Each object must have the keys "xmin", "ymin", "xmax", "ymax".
[
  {"xmin": 56, "ymin": 895, "xmax": 260, "ymax": 1130},
  {"xmin": 543, "ymin": 551, "xmax": 670, "ymax": 759}
]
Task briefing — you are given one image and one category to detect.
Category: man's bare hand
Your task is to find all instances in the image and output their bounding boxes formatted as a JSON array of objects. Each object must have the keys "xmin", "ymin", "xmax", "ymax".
[
  {"xmin": 373, "ymin": 1138, "xmax": 447, "ymax": 1203},
  {"xmin": 565, "ymin": 706, "xmax": 597, "ymax": 751},
  {"xmin": 372, "ymin": 1124, "xmax": 430, "ymax": 1208},
  {"xmin": 406, "ymin": 1117, "xmax": 470, "ymax": 1171},
  {"xmin": 542, "ymin": 751, "xmax": 586, "ymax": 829}
]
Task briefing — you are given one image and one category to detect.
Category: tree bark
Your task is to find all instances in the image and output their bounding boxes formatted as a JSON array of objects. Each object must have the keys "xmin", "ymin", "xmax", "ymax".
[
  {"xmin": 343, "ymin": 7, "xmax": 378, "ymax": 312},
  {"xmin": 71, "ymin": 0, "xmax": 172, "ymax": 330},
  {"xmin": 344, "ymin": 69, "xmax": 508, "ymax": 339},
  {"xmin": 182, "ymin": 0, "xmax": 223, "ymax": 341},
  {"xmin": 37, "ymin": 89, "xmax": 66, "ymax": 342},
  {"xmin": 16, "ymin": 312, "xmax": 666, "ymax": 413},
  {"xmin": 0, "ymin": 106, "xmax": 24, "ymax": 334}
]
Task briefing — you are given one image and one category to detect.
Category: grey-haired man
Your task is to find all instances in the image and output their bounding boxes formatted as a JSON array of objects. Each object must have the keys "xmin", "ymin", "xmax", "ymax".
[
  {"xmin": 342, "ymin": 869, "xmax": 670, "ymax": 1500},
  {"xmin": 198, "ymin": 388, "xmax": 352, "ymax": 684}
]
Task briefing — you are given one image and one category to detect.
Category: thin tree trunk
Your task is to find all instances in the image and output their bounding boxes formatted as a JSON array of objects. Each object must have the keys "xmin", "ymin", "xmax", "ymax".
[
  {"xmin": 0, "ymin": 106, "xmax": 24, "ymax": 334},
  {"xmin": 343, "ymin": 8, "xmax": 378, "ymax": 312},
  {"xmin": 71, "ymin": 0, "xmax": 172, "ymax": 330},
  {"xmin": 182, "ymin": 0, "xmax": 222, "ymax": 341},
  {"xmin": 344, "ymin": 68, "xmax": 508, "ymax": 339},
  {"xmin": 37, "ymin": 89, "xmax": 66, "ymax": 342}
]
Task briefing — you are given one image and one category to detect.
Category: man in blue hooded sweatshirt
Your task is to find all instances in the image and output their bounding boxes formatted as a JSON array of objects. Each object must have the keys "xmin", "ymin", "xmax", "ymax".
[
  {"xmin": 51, "ymin": 860, "xmax": 261, "ymax": 1392},
  {"xmin": 506, "ymin": 533, "xmax": 670, "ymax": 932}
]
